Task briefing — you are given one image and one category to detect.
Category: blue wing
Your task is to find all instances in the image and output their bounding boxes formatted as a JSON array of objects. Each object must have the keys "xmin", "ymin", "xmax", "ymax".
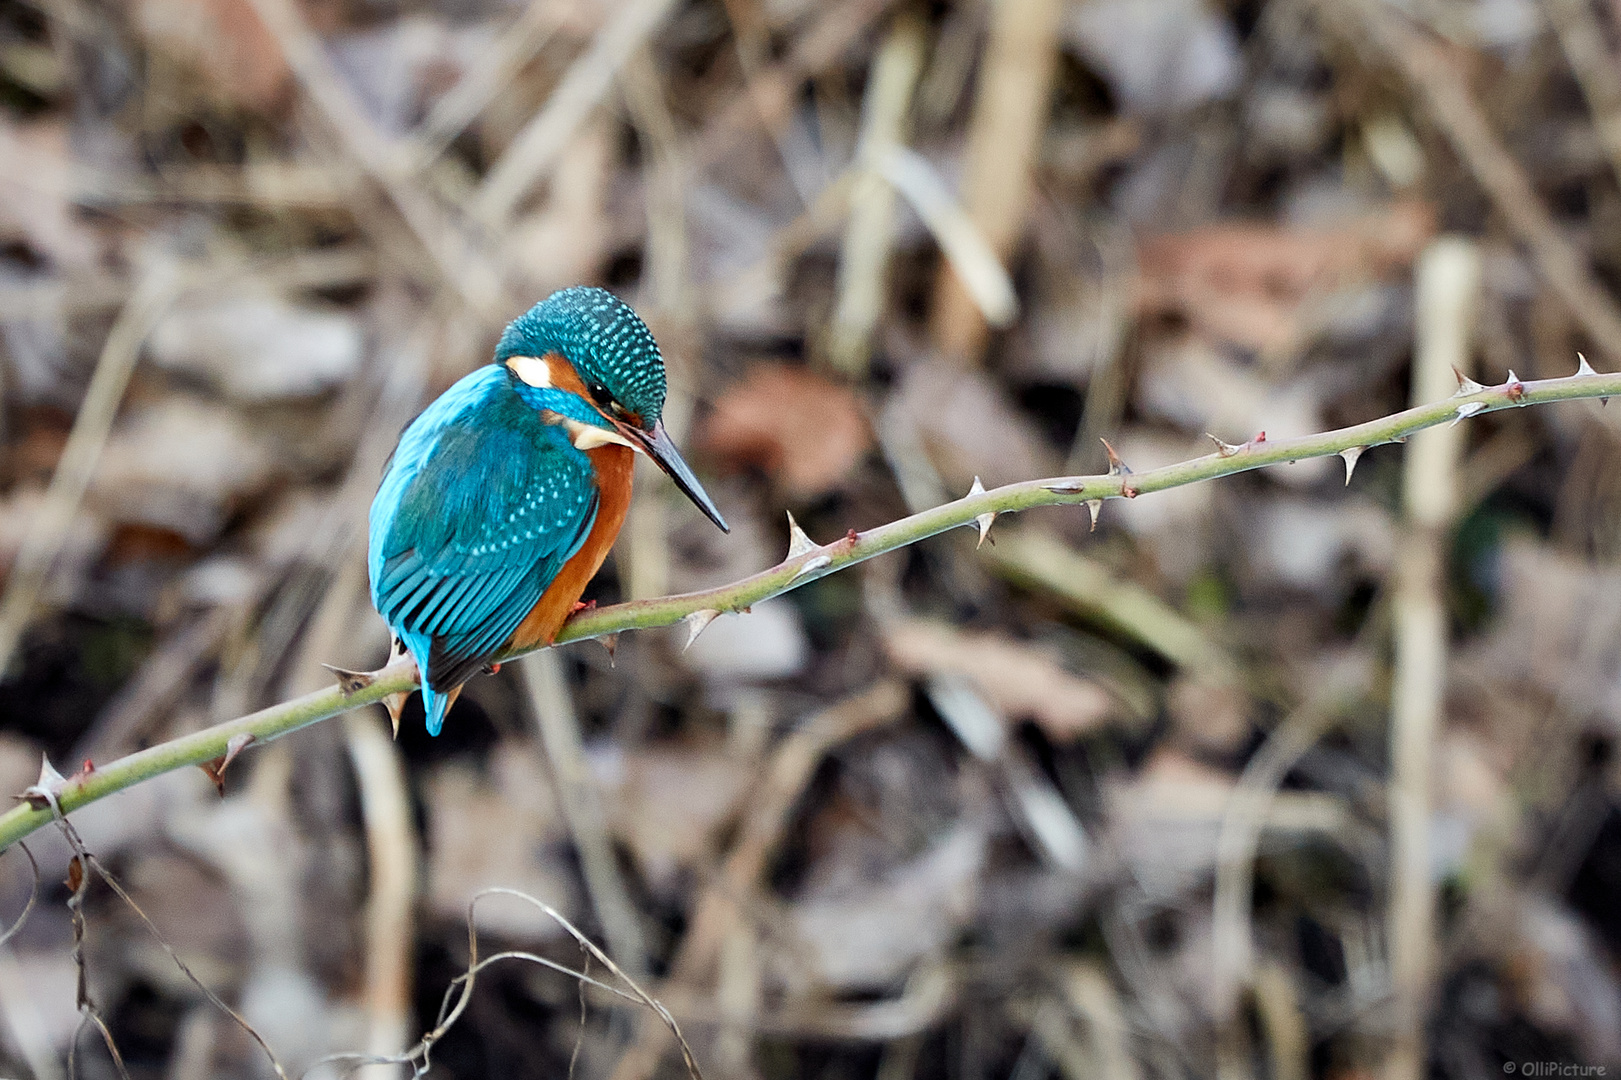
[{"xmin": 368, "ymin": 366, "xmax": 598, "ymax": 733}]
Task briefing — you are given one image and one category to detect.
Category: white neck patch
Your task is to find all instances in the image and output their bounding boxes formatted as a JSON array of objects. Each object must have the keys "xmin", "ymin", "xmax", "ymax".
[{"xmin": 507, "ymin": 355, "xmax": 552, "ymax": 388}]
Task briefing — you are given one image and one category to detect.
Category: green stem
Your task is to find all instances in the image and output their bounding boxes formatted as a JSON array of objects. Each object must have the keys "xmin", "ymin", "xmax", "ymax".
[{"xmin": 2, "ymin": 368, "xmax": 1616, "ymax": 851}]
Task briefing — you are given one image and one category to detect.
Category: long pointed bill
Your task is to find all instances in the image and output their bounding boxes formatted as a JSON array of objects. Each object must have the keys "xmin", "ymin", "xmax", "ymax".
[{"xmin": 634, "ymin": 420, "xmax": 729, "ymax": 533}]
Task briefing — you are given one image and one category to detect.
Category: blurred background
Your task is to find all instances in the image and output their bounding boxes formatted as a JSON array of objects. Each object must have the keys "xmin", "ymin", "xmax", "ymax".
[{"xmin": 0, "ymin": 0, "xmax": 1619, "ymax": 1076}]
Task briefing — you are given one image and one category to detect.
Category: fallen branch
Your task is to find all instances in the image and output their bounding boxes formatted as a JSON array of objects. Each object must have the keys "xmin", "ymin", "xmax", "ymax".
[{"xmin": 0, "ymin": 363, "xmax": 1616, "ymax": 852}]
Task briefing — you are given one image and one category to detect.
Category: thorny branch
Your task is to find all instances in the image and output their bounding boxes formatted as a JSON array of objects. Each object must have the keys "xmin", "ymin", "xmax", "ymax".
[
  {"xmin": 0, "ymin": 362, "xmax": 1615, "ymax": 855},
  {"xmin": 21, "ymin": 767, "xmax": 290, "ymax": 1080}
]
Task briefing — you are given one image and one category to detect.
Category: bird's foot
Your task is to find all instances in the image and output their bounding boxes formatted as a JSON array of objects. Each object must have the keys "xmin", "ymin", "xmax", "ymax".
[
  {"xmin": 570, "ymin": 599, "xmax": 596, "ymax": 614},
  {"xmin": 481, "ymin": 661, "xmax": 503, "ymax": 675}
]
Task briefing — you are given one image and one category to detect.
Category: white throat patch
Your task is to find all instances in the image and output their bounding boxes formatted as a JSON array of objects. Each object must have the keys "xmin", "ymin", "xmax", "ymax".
[{"xmin": 559, "ymin": 416, "xmax": 636, "ymax": 452}]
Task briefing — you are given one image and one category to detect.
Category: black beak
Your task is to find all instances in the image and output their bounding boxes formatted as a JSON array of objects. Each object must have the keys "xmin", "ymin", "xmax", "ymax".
[{"xmin": 634, "ymin": 420, "xmax": 729, "ymax": 533}]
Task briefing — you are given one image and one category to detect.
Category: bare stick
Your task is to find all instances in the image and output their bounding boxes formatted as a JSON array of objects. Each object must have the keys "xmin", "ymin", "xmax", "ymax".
[
  {"xmin": 929, "ymin": 0, "xmax": 1062, "ymax": 361},
  {"xmin": 828, "ymin": 12, "xmax": 927, "ymax": 376},
  {"xmin": 1388, "ymin": 236, "xmax": 1481, "ymax": 1080},
  {"xmin": 1210, "ymin": 699, "xmax": 1342, "ymax": 1075},
  {"xmin": 411, "ymin": 0, "xmax": 574, "ymax": 162},
  {"xmin": 1329, "ymin": 0, "xmax": 1621, "ymax": 361},
  {"xmin": 0, "ymin": 363, "xmax": 1616, "ymax": 854},
  {"xmin": 521, "ymin": 650, "xmax": 650, "ymax": 977},
  {"xmin": 0, "ymin": 258, "xmax": 180, "ymax": 675},
  {"xmin": 343, "ymin": 709, "xmax": 418, "ymax": 1079},
  {"xmin": 243, "ymin": 0, "xmax": 511, "ymax": 320},
  {"xmin": 472, "ymin": 0, "xmax": 681, "ymax": 228}
]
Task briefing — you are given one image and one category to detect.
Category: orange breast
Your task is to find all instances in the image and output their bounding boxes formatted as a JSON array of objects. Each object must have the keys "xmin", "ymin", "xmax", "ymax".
[{"xmin": 508, "ymin": 442, "xmax": 636, "ymax": 651}]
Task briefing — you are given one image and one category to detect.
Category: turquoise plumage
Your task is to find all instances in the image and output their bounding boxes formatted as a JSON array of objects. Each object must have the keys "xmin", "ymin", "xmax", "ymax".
[
  {"xmin": 369, "ymin": 366, "xmax": 601, "ymax": 734},
  {"xmin": 367, "ymin": 287, "xmax": 728, "ymax": 736}
]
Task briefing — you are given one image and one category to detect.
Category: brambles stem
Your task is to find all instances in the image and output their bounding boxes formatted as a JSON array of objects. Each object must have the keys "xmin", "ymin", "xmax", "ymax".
[{"xmin": 0, "ymin": 366, "xmax": 1616, "ymax": 852}]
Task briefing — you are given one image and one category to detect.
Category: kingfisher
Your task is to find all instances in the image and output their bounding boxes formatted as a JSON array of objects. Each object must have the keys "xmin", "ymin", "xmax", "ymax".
[{"xmin": 367, "ymin": 287, "xmax": 729, "ymax": 735}]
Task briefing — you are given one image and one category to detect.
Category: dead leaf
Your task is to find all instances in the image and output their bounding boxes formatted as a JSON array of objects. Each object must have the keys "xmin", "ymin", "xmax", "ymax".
[
  {"xmin": 503, "ymin": 120, "xmax": 614, "ymax": 293},
  {"xmin": 1472, "ymin": 539, "xmax": 1621, "ymax": 730},
  {"xmin": 1246, "ymin": 496, "xmax": 1395, "ymax": 593},
  {"xmin": 1064, "ymin": 0, "xmax": 1240, "ymax": 114},
  {"xmin": 91, "ymin": 397, "xmax": 278, "ymax": 543},
  {"xmin": 1106, "ymin": 747, "xmax": 1348, "ymax": 901},
  {"xmin": 422, "ymin": 742, "xmax": 580, "ymax": 942},
  {"xmin": 1135, "ymin": 200, "xmax": 1435, "ymax": 350},
  {"xmin": 782, "ymin": 822, "xmax": 986, "ymax": 992},
  {"xmin": 1137, "ymin": 336, "xmax": 1327, "ymax": 455},
  {"xmin": 148, "ymin": 292, "xmax": 364, "ymax": 402},
  {"xmin": 882, "ymin": 618, "xmax": 1117, "ymax": 741},
  {"xmin": 590, "ymin": 742, "xmax": 754, "ymax": 895},
  {"xmin": 887, "ymin": 364, "xmax": 1055, "ymax": 492},
  {"xmin": 0, "ymin": 121, "xmax": 103, "ymax": 273},
  {"xmin": 701, "ymin": 364, "xmax": 873, "ymax": 498},
  {"xmin": 1166, "ymin": 675, "xmax": 1250, "ymax": 755},
  {"xmin": 135, "ymin": 0, "xmax": 293, "ymax": 112},
  {"xmin": 0, "ymin": 485, "xmax": 109, "ymax": 592},
  {"xmin": 681, "ymin": 598, "xmax": 808, "ymax": 682}
]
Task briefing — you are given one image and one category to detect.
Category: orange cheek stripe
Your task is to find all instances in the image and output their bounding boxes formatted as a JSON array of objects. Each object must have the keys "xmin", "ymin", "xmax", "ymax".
[{"xmin": 543, "ymin": 353, "xmax": 588, "ymax": 396}]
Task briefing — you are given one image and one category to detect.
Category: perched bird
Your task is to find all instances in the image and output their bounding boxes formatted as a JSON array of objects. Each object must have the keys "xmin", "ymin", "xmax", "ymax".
[{"xmin": 367, "ymin": 287, "xmax": 728, "ymax": 735}]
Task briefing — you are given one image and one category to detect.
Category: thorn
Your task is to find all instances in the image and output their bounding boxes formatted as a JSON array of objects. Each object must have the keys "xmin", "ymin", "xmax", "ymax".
[
  {"xmin": 1452, "ymin": 367, "xmax": 1487, "ymax": 396},
  {"xmin": 224, "ymin": 732, "xmax": 253, "ymax": 770},
  {"xmin": 967, "ymin": 477, "xmax": 997, "ymax": 547},
  {"xmin": 381, "ymin": 638, "xmax": 418, "ymax": 738},
  {"xmin": 1452, "ymin": 401, "xmax": 1487, "ymax": 426},
  {"xmin": 683, "ymin": 608, "xmax": 721, "ymax": 651},
  {"xmin": 1340, "ymin": 446, "xmax": 1366, "ymax": 486},
  {"xmin": 1504, "ymin": 369, "xmax": 1525, "ymax": 403},
  {"xmin": 1207, "ymin": 433, "xmax": 1242, "ymax": 457},
  {"xmin": 784, "ymin": 511, "xmax": 818, "ymax": 561},
  {"xmin": 599, "ymin": 633, "xmax": 618, "ymax": 667},
  {"xmin": 1577, "ymin": 352, "xmax": 1599, "ymax": 377},
  {"xmin": 18, "ymin": 755, "xmax": 67, "ymax": 810},
  {"xmin": 791, "ymin": 554, "xmax": 833, "ymax": 580},
  {"xmin": 382, "ymin": 692, "xmax": 409, "ymax": 738},
  {"xmin": 323, "ymin": 664, "xmax": 375, "ymax": 696},
  {"xmin": 1100, "ymin": 437, "xmax": 1131, "ymax": 475},
  {"xmin": 199, "ymin": 733, "xmax": 256, "ymax": 797},
  {"xmin": 1086, "ymin": 499, "xmax": 1102, "ymax": 531},
  {"xmin": 196, "ymin": 752, "xmax": 226, "ymax": 794}
]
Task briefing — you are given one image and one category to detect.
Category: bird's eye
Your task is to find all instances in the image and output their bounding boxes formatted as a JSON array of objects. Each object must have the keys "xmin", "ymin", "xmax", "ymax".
[{"xmin": 586, "ymin": 381, "xmax": 612, "ymax": 406}]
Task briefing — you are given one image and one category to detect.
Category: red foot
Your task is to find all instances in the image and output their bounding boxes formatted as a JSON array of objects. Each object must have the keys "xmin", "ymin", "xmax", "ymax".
[
  {"xmin": 570, "ymin": 599, "xmax": 597, "ymax": 614},
  {"xmin": 487, "ymin": 662, "xmax": 502, "ymax": 674}
]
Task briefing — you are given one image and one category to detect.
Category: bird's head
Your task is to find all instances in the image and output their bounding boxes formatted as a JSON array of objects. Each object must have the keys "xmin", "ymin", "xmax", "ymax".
[{"xmin": 496, "ymin": 287, "xmax": 729, "ymax": 533}]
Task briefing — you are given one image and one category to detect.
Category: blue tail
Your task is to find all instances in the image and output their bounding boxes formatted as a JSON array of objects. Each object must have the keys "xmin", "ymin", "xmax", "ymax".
[
  {"xmin": 399, "ymin": 631, "xmax": 455, "ymax": 736},
  {"xmin": 421, "ymin": 682, "xmax": 453, "ymax": 737}
]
